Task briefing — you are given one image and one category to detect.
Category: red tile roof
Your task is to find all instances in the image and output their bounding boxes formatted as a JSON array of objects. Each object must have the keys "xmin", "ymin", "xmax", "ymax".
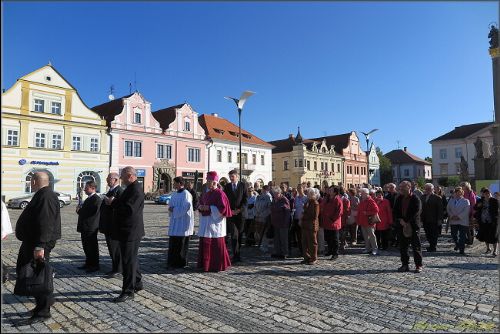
[
  {"xmin": 198, "ymin": 114, "xmax": 273, "ymax": 148},
  {"xmin": 385, "ymin": 149, "xmax": 431, "ymax": 165}
]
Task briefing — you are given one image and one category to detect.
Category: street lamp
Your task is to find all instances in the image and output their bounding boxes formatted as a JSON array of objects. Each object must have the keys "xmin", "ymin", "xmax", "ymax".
[
  {"xmin": 224, "ymin": 91, "xmax": 255, "ymax": 177},
  {"xmin": 361, "ymin": 129, "xmax": 379, "ymax": 186}
]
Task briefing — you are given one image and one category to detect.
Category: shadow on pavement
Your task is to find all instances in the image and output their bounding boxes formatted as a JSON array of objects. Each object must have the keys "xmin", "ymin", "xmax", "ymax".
[
  {"xmin": 229, "ymin": 268, "xmax": 396, "ymax": 277},
  {"xmin": 427, "ymin": 262, "xmax": 498, "ymax": 271}
]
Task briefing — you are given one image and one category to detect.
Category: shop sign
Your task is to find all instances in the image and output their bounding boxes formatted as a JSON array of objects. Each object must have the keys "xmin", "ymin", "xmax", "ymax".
[
  {"xmin": 182, "ymin": 172, "xmax": 203, "ymax": 178},
  {"xmin": 136, "ymin": 169, "xmax": 146, "ymax": 177},
  {"xmin": 18, "ymin": 159, "xmax": 59, "ymax": 166}
]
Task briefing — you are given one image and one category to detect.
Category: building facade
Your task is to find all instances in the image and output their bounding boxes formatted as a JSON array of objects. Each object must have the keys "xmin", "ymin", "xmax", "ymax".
[
  {"xmin": 429, "ymin": 122, "xmax": 494, "ymax": 184},
  {"xmin": 385, "ymin": 147, "xmax": 432, "ymax": 184},
  {"xmin": 1, "ymin": 64, "xmax": 109, "ymax": 201},
  {"xmin": 367, "ymin": 143, "xmax": 381, "ymax": 186},
  {"xmin": 198, "ymin": 113, "xmax": 273, "ymax": 186},
  {"xmin": 92, "ymin": 95, "xmax": 207, "ymax": 194},
  {"xmin": 269, "ymin": 129, "xmax": 344, "ymax": 188},
  {"xmin": 309, "ymin": 132, "xmax": 368, "ymax": 188}
]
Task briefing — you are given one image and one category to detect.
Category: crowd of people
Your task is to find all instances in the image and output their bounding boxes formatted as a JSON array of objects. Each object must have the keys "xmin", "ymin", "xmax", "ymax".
[{"xmin": 2, "ymin": 167, "xmax": 499, "ymax": 324}]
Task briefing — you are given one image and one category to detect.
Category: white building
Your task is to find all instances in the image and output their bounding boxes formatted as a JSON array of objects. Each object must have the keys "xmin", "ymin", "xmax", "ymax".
[
  {"xmin": 385, "ymin": 147, "xmax": 432, "ymax": 184},
  {"xmin": 1, "ymin": 64, "xmax": 109, "ymax": 201},
  {"xmin": 366, "ymin": 143, "xmax": 381, "ymax": 186},
  {"xmin": 198, "ymin": 113, "xmax": 273, "ymax": 186},
  {"xmin": 429, "ymin": 122, "xmax": 494, "ymax": 184}
]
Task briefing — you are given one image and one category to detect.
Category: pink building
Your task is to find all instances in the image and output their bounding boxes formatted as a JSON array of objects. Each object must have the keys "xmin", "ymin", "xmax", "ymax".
[{"xmin": 92, "ymin": 93, "xmax": 207, "ymax": 194}]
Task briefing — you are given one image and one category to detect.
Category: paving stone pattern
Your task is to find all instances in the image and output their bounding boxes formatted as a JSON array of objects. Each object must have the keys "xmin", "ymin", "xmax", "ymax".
[{"xmin": 1, "ymin": 202, "xmax": 499, "ymax": 332}]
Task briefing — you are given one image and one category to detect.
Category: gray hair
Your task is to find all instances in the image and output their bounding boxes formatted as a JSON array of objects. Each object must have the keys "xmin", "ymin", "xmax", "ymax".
[
  {"xmin": 424, "ymin": 183, "xmax": 434, "ymax": 190},
  {"xmin": 359, "ymin": 188, "xmax": 369, "ymax": 195},
  {"xmin": 121, "ymin": 166, "xmax": 136, "ymax": 176},
  {"xmin": 272, "ymin": 186, "xmax": 282, "ymax": 194}
]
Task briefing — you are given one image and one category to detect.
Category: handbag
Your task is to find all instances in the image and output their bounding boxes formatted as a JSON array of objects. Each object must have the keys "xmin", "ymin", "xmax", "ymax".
[
  {"xmin": 14, "ymin": 259, "xmax": 54, "ymax": 296},
  {"xmin": 368, "ymin": 213, "xmax": 381, "ymax": 225}
]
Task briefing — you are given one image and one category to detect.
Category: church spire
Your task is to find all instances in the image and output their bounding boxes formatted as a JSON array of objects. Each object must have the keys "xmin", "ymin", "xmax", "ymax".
[{"xmin": 295, "ymin": 126, "xmax": 303, "ymax": 144}]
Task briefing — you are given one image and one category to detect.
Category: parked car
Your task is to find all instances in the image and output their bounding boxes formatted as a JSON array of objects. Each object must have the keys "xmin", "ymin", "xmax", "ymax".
[
  {"xmin": 7, "ymin": 192, "xmax": 72, "ymax": 209},
  {"xmin": 154, "ymin": 193, "xmax": 172, "ymax": 205}
]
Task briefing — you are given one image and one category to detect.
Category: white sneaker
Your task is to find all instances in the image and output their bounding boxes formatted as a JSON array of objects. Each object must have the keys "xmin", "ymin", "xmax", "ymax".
[{"xmin": 371, "ymin": 251, "xmax": 378, "ymax": 256}]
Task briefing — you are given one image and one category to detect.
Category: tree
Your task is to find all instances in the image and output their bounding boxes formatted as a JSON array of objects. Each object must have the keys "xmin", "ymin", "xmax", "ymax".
[
  {"xmin": 438, "ymin": 177, "xmax": 449, "ymax": 187},
  {"xmin": 425, "ymin": 156, "xmax": 432, "ymax": 163},
  {"xmin": 448, "ymin": 176, "xmax": 460, "ymax": 187},
  {"xmin": 376, "ymin": 147, "xmax": 393, "ymax": 185},
  {"xmin": 416, "ymin": 176, "xmax": 426, "ymax": 189}
]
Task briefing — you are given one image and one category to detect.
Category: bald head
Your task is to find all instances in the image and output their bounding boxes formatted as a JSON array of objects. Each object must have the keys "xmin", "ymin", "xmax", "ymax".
[
  {"xmin": 120, "ymin": 166, "xmax": 137, "ymax": 186},
  {"xmin": 32, "ymin": 171, "xmax": 50, "ymax": 191}
]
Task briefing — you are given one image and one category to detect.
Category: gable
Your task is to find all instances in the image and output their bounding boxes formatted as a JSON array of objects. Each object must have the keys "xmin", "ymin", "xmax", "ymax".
[{"xmin": 20, "ymin": 65, "xmax": 75, "ymax": 91}]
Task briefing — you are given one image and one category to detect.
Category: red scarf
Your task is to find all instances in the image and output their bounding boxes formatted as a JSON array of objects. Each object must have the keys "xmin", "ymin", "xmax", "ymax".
[{"xmin": 199, "ymin": 188, "xmax": 233, "ymax": 217}]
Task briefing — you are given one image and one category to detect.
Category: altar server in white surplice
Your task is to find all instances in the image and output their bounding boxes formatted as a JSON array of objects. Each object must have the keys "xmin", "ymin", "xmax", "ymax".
[{"xmin": 167, "ymin": 176, "xmax": 194, "ymax": 269}]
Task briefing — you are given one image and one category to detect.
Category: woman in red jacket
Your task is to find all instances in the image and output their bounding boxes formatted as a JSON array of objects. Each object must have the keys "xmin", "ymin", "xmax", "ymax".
[
  {"xmin": 374, "ymin": 190, "xmax": 393, "ymax": 250},
  {"xmin": 357, "ymin": 188, "xmax": 379, "ymax": 255},
  {"xmin": 320, "ymin": 186, "xmax": 343, "ymax": 260}
]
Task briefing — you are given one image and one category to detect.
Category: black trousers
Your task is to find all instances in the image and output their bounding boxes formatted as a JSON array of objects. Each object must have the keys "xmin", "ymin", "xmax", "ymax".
[
  {"xmin": 398, "ymin": 227, "xmax": 423, "ymax": 267},
  {"xmin": 289, "ymin": 219, "xmax": 303, "ymax": 253},
  {"xmin": 227, "ymin": 214, "xmax": 244, "ymax": 259},
  {"xmin": 375, "ymin": 229, "xmax": 390, "ymax": 250},
  {"xmin": 324, "ymin": 229, "xmax": 340, "ymax": 256},
  {"xmin": 16, "ymin": 240, "xmax": 56, "ymax": 317},
  {"xmin": 105, "ymin": 234, "xmax": 122, "ymax": 273},
  {"xmin": 118, "ymin": 239, "xmax": 142, "ymax": 295},
  {"xmin": 81, "ymin": 230, "xmax": 99, "ymax": 268},
  {"xmin": 167, "ymin": 236, "xmax": 190, "ymax": 268},
  {"xmin": 423, "ymin": 223, "xmax": 439, "ymax": 250}
]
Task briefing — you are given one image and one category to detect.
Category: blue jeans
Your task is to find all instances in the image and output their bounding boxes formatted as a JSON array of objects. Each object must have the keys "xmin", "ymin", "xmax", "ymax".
[{"xmin": 450, "ymin": 225, "xmax": 468, "ymax": 252}]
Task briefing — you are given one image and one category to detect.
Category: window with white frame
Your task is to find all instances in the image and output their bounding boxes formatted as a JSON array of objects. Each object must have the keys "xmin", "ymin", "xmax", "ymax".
[
  {"xmin": 440, "ymin": 164, "xmax": 448, "ymax": 175},
  {"xmin": 134, "ymin": 112, "xmax": 141, "ymax": 124},
  {"xmin": 157, "ymin": 144, "xmax": 172, "ymax": 159},
  {"xmin": 295, "ymin": 159, "xmax": 298, "ymax": 168},
  {"xmin": 7, "ymin": 129, "xmax": 19, "ymax": 146},
  {"xmin": 90, "ymin": 137, "xmax": 99, "ymax": 152},
  {"xmin": 188, "ymin": 148, "xmax": 200, "ymax": 162},
  {"xmin": 184, "ymin": 120, "xmax": 191, "ymax": 132},
  {"xmin": 439, "ymin": 149, "xmax": 447, "ymax": 159},
  {"xmin": 72, "ymin": 136, "xmax": 81, "ymax": 151},
  {"xmin": 34, "ymin": 99, "xmax": 44, "ymax": 112},
  {"xmin": 253, "ymin": 154, "xmax": 257, "ymax": 165},
  {"xmin": 284, "ymin": 160, "xmax": 289, "ymax": 171},
  {"xmin": 124, "ymin": 141, "xmax": 142, "ymax": 157},
  {"xmin": 51, "ymin": 102, "xmax": 62, "ymax": 115},
  {"xmin": 35, "ymin": 132, "xmax": 46, "ymax": 148},
  {"xmin": 217, "ymin": 150, "xmax": 222, "ymax": 162},
  {"xmin": 228, "ymin": 151, "xmax": 232, "ymax": 163},
  {"xmin": 133, "ymin": 141, "xmax": 142, "ymax": 157},
  {"xmin": 455, "ymin": 147, "xmax": 462, "ymax": 159},
  {"xmin": 261, "ymin": 155, "xmax": 265, "ymax": 165},
  {"xmin": 52, "ymin": 134, "xmax": 62, "ymax": 149}
]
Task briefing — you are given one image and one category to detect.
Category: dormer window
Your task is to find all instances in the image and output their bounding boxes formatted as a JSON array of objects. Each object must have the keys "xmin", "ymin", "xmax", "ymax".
[
  {"xmin": 134, "ymin": 112, "xmax": 141, "ymax": 124},
  {"xmin": 184, "ymin": 121, "xmax": 191, "ymax": 132},
  {"xmin": 214, "ymin": 128, "xmax": 225, "ymax": 135}
]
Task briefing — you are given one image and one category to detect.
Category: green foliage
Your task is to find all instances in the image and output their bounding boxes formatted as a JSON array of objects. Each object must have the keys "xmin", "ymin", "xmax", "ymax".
[
  {"xmin": 376, "ymin": 147, "xmax": 393, "ymax": 185},
  {"xmin": 448, "ymin": 176, "xmax": 460, "ymax": 187},
  {"xmin": 416, "ymin": 176, "xmax": 426, "ymax": 189}
]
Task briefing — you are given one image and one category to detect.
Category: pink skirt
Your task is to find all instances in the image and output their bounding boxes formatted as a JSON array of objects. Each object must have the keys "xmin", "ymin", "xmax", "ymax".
[{"xmin": 197, "ymin": 237, "xmax": 231, "ymax": 272}]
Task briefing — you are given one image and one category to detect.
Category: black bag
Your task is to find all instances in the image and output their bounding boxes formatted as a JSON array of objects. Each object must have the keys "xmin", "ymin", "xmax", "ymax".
[{"xmin": 14, "ymin": 259, "xmax": 54, "ymax": 296}]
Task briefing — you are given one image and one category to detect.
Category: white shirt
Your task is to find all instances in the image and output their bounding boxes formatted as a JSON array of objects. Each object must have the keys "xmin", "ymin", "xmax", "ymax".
[
  {"xmin": 168, "ymin": 189, "xmax": 194, "ymax": 237},
  {"xmin": 198, "ymin": 206, "xmax": 226, "ymax": 238},
  {"xmin": 1, "ymin": 201, "xmax": 13, "ymax": 239}
]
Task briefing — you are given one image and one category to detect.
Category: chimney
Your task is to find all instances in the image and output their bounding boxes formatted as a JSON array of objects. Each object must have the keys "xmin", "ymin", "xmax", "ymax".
[
  {"xmin": 403, "ymin": 146, "xmax": 407, "ymax": 152},
  {"xmin": 211, "ymin": 113, "xmax": 218, "ymax": 117}
]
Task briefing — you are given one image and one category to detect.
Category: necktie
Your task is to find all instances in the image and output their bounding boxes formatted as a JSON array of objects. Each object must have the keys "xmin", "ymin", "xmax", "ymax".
[{"xmin": 233, "ymin": 183, "xmax": 237, "ymax": 192}]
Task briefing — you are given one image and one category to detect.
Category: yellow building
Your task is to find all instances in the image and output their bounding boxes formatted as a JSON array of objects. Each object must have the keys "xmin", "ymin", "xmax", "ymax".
[
  {"xmin": 1, "ymin": 64, "xmax": 109, "ymax": 201},
  {"xmin": 269, "ymin": 129, "xmax": 344, "ymax": 188}
]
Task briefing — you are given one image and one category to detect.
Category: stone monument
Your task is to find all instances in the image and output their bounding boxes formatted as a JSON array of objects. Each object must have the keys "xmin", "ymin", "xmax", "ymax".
[{"xmin": 487, "ymin": 24, "xmax": 500, "ymax": 180}]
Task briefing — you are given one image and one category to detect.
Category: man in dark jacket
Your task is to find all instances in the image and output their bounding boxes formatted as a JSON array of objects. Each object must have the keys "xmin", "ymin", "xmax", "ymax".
[
  {"xmin": 393, "ymin": 180, "xmax": 423, "ymax": 273},
  {"xmin": 99, "ymin": 172, "xmax": 123, "ymax": 278},
  {"xmin": 223, "ymin": 169, "xmax": 247, "ymax": 262},
  {"xmin": 76, "ymin": 181, "xmax": 102, "ymax": 272},
  {"xmin": 15, "ymin": 171, "xmax": 61, "ymax": 323},
  {"xmin": 107, "ymin": 166, "xmax": 144, "ymax": 302},
  {"xmin": 420, "ymin": 183, "xmax": 444, "ymax": 253}
]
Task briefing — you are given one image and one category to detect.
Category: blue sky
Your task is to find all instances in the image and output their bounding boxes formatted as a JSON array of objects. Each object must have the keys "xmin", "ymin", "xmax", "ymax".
[{"xmin": 2, "ymin": 1, "xmax": 498, "ymax": 159}]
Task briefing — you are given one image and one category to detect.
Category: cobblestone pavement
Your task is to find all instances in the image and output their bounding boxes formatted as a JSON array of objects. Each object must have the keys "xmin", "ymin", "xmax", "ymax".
[{"xmin": 2, "ymin": 202, "xmax": 499, "ymax": 333}]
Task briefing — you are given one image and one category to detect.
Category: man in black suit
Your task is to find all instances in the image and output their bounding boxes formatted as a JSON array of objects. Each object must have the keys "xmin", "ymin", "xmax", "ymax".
[
  {"xmin": 15, "ymin": 171, "xmax": 61, "ymax": 324},
  {"xmin": 99, "ymin": 172, "xmax": 123, "ymax": 278},
  {"xmin": 76, "ymin": 181, "xmax": 102, "ymax": 272},
  {"xmin": 420, "ymin": 183, "xmax": 444, "ymax": 253},
  {"xmin": 223, "ymin": 169, "xmax": 247, "ymax": 262},
  {"xmin": 107, "ymin": 166, "xmax": 144, "ymax": 302}
]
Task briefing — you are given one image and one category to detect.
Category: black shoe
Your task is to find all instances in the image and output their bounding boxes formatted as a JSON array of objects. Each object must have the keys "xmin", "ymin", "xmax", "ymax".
[
  {"xmin": 398, "ymin": 265, "xmax": 410, "ymax": 272},
  {"xmin": 29, "ymin": 313, "xmax": 52, "ymax": 324},
  {"xmin": 113, "ymin": 293, "xmax": 134, "ymax": 303},
  {"xmin": 414, "ymin": 266, "xmax": 423, "ymax": 273},
  {"xmin": 330, "ymin": 255, "xmax": 339, "ymax": 260},
  {"xmin": 459, "ymin": 250, "xmax": 465, "ymax": 255},
  {"xmin": 104, "ymin": 271, "xmax": 120, "ymax": 278},
  {"xmin": 231, "ymin": 256, "xmax": 241, "ymax": 263},
  {"xmin": 77, "ymin": 265, "xmax": 88, "ymax": 270},
  {"xmin": 134, "ymin": 286, "xmax": 144, "ymax": 293},
  {"xmin": 85, "ymin": 266, "xmax": 100, "ymax": 273},
  {"xmin": 454, "ymin": 245, "xmax": 458, "ymax": 251}
]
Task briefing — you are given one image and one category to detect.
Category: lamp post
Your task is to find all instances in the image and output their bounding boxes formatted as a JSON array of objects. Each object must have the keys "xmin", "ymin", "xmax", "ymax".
[
  {"xmin": 224, "ymin": 91, "xmax": 255, "ymax": 177},
  {"xmin": 361, "ymin": 129, "xmax": 378, "ymax": 186}
]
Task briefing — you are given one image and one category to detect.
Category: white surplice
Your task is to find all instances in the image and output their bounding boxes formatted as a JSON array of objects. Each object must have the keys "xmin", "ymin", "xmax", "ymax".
[
  {"xmin": 198, "ymin": 206, "xmax": 226, "ymax": 238},
  {"xmin": 168, "ymin": 189, "xmax": 194, "ymax": 236}
]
